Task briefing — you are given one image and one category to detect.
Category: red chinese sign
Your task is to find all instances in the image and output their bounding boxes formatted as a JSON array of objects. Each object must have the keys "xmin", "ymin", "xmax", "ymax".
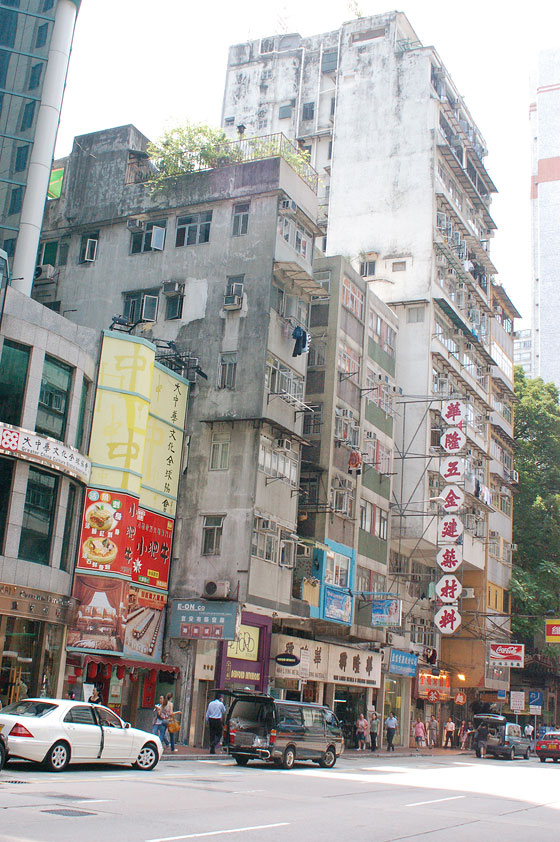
[
  {"xmin": 436, "ymin": 545, "xmax": 463, "ymax": 572},
  {"xmin": 454, "ymin": 691, "xmax": 467, "ymax": 705},
  {"xmin": 438, "ymin": 515, "xmax": 464, "ymax": 543},
  {"xmin": 440, "ymin": 456, "xmax": 465, "ymax": 483},
  {"xmin": 427, "ymin": 689, "xmax": 440, "ymax": 703},
  {"xmin": 75, "ymin": 488, "xmax": 137, "ymax": 579},
  {"xmin": 132, "ymin": 508, "xmax": 174, "ymax": 590},
  {"xmin": 434, "ymin": 606, "xmax": 462, "ymax": 635},
  {"xmin": 435, "ymin": 575, "xmax": 462, "ymax": 603},
  {"xmin": 442, "ymin": 400, "xmax": 466, "ymax": 426}
]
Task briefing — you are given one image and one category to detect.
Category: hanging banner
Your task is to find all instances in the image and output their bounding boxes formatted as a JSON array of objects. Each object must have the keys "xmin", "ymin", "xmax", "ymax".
[
  {"xmin": 371, "ymin": 597, "xmax": 402, "ymax": 627},
  {"xmin": 440, "ymin": 485, "xmax": 465, "ymax": 513},
  {"xmin": 441, "ymin": 400, "xmax": 467, "ymax": 427},
  {"xmin": 436, "ymin": 544, "xmax": 463, "ymax": 572},
  {"xmin": 435, "ymin": 575, "xmax": 462, "ymax": 603},
  {"xmin": 440, "ymin": 456, "xmax": 465, "ymax": 483},
  {"xmin": 434, "ymin": 606, "xmax": 462, "ymax": 635}
]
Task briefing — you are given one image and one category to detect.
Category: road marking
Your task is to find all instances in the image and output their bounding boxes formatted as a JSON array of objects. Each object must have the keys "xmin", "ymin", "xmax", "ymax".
[
  {"xmin": 407, "ymin": 795, "xmax": 466, "ymax": 807},
  {"xmin": 76, "ymin": 799, "xmax": 111, "ymax": 803},
  {"xmin": 146, "ymin": 823, "xmax": 290, "ymax": 841}
]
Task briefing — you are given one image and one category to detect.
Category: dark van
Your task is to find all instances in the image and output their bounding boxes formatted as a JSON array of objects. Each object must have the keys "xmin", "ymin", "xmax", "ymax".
[{"xmin": 224, "ymin": 691, "xmax": 344, "ymax": 769}]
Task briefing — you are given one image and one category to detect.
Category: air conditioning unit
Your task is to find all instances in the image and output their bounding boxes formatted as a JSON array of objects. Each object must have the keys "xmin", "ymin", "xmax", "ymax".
[
  {"xmin": 203, "ymin": 579, "xmax": 231, "ymax": 600},
  {"xmin": 162, "ymin": 280, "xmax": 183, "ymax": 296},
  {"xmin": 462, "ymin": 588, "xmax": 475, "ymax": 599},
  {"xmin": 489, "ymin": 530, "xmax": 499, "ymax": 538},
  {"xmin": 223, "ymin": 294, "xmax": 242, "ymax": 310},
  {"xmin": 281, "ymin": 198, "xmax": 297, "ymax": 212},
  {"xmin": 386, "ymin": 633, "xmax": 394, "ymax": 645},
  {"xmin": 127, "ymin": 218, "xmax": 145, "ymax": 232},
  {"xmin": 35, "ymin": 264, "xmax": 56, "ymax": 281},
  {"xmin": 510, "ymin": 469, "xmax": 519, "ymax": 484},
  {"xmin": 276, "ymin": 438, "xmax": 292, "ymax": 452}
]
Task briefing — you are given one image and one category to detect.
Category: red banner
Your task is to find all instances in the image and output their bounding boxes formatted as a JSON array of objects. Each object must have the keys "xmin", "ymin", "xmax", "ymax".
[
  {"xmin": 132, "ymin": 507, "xmax": 174, "ymax": 590},
  {"xmin": 75, "ymin": 488, "xmax": 137, "ymax": 579}
]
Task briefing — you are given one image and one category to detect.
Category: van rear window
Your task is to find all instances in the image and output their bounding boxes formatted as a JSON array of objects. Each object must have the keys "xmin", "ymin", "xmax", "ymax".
[{"xmin": 229, "ymin": 700, "xmax": 273, "ymax": 728}]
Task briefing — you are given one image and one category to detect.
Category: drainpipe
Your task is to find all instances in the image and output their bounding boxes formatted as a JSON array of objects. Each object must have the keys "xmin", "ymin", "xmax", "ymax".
[{"xmin": 11, "ymin": 0, "xmax": 78, "ymax": 297}]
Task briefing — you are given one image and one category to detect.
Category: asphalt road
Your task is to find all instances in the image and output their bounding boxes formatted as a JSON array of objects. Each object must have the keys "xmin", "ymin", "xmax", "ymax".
[{"xmin": 2, "ymin": 752, "xmax": 560, "ymax": 842}]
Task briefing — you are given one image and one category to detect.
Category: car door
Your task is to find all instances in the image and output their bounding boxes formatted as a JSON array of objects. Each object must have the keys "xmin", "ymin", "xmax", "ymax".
[
  {"xmin": 62, "ymin": 705, "xmax": 102, "ymax": 760},
  {"xmin": 276, "ymin": 704, "xmax": 306, "ymax": 757},
  {"xmin": 94, "ymin": 706, "xmax": 134, "ymax": 761},
  {"xmin": 302, "ymin": 707, "xmax": 326, "ymax": 758}
]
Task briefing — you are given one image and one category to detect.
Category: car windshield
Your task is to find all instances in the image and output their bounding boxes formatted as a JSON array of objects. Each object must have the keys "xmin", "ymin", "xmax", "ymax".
[{"xmin": 1, "ymin": 700, "xmax": 58, "ymax": 717}]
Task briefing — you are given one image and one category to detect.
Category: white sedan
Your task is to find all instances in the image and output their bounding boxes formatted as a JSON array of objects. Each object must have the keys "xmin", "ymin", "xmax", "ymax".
[{"xmin": 0, "ymin": 699, "xmax": 163, "ymax": 772}]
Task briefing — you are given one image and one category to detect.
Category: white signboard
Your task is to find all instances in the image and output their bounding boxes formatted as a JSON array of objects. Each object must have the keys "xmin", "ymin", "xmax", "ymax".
[
  {"xmin": 440, "ymin": 428, "xmax": 467, "ymax": 454},
  {"xmin": 440, "ymin": 485, "xmax": 465, "ymax": 513},
  {"xmin": 299, "ymin": 647, "xmax": 310, "ymax": 679},
  {"xmin": 438, "ymin": 515, "xmax": 464, "ymax": 543},
  {"xmin": 510, "ymin": 691, "xmax": 525, "ymax": 713},
  {"xmin": 0, "ymin": 423, "xmax": 91, "ymax": 484},
  {"xmin": 434, "ymin": 605, "xmax": 462, "ymax": 635},
  {"xmin": 441, "ymin": 400, "xmax": 467, "ymax": 427},
  {"xmin": 436, "ymin": 544, "xmax": 463, "ymax": 572},
  {"xmin": 440, "ymin": 456, "xmax": 465, "ymax": 483},
  {"xmin": 270, "ymin": 634, "xmax": 382, "ymax": 687},
  {"xmin": 435, "ymin": 575, "xmax": 463, "ymax": 603}
]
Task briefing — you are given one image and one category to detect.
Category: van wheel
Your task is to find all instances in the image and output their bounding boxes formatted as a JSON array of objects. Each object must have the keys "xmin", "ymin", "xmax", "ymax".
[
  {"xmin": 319, "ymin": 747, "xmax": 337, "ymax": 768},
  {"xmin": 524, "ymin": 747, "xmax": 531, "ymax": 759},
  {"xmin": 234, "ymin": 755, "xmax": 249, "ymax": 766},
  {"xmin": 508, "ymin": 747, "xmax": 515, "ymax": 761},
  {"xmin": 282, "ymin": 746, "xmax": 295, "ymax": 769},
  {"xmin": 540, "ymin": 756, "xmax": 547, "ymax": 762}
]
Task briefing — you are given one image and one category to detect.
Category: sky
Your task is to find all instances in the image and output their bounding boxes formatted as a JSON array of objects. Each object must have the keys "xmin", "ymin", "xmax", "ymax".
[{"xmin": 56, "ymin": 0, "xmax": 560, "ymax": 325}]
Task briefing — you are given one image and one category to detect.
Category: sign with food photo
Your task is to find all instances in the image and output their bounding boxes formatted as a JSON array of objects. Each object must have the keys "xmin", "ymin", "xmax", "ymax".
[{"xmin": 76, "ymin": 488, "xmax": 137, "ymax": 579}]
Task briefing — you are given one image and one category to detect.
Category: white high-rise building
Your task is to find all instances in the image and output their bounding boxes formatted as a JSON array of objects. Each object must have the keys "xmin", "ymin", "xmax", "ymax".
[
  {"xmin": 530, "ymin": 49, "xmax": 560, "ymax": 387},
  {"xmin": 223, "ymin": 12, "xmax": 519, "ymax": 712}
]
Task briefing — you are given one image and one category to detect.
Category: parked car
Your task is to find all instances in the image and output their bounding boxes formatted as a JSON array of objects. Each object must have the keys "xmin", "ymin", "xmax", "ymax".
[
  {"xmin": 536, "ymin": 730, "xmax": 560, "ymax": 762},
  {"xmin": 224, "ymin": 690, "xmax": 344, "ymax": 769},
  {"xmin": 0, "ymin": 699, "xmax": 162, "ymax": 772},
  {"xmin": 473, "ymin": 714, "xmax": 531, "ymax": 760},
  {"xmin": 0, "ymin": 727, "xmax": 6, "ymax": 771}
]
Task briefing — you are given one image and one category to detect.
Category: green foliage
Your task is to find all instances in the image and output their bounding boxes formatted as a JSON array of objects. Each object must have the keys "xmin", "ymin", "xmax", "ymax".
[
  {"xmin": 146, "ymin": 123, "xmax": 239, "ymax": 191},
  {"xmin": 511, "ymin": 366, "xmax": 560, "ymax": 651}
]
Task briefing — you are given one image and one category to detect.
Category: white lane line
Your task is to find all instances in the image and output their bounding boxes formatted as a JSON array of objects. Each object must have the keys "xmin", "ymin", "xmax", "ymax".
[
  {"xmin": 146, "ymin": 823, "xmax": 290, "ymax": 841},
  {"xmin": 76, "ymin": 799, "xmax": 112, "ymax": 803},
  {"xmin": 407, "ymin": 795, "xmax": 466, "ymax": 807}
]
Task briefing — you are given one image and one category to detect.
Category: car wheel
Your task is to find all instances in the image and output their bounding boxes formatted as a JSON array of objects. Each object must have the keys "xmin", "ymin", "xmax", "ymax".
[
  {"xmin": 319, "ymin": 747, "xmax": 337, "ymax": 768},
  {"xmin": 133, "ymin": 742, "xmax": 159, "ymax": 771},
  {"xmin": 0, "ymin": 741, "xmax": 6, "ymax": 771},
  {"xmin": 282, "ymin": 746, "xmax": 296, "ymax": 770},
  {"xmin": 43, "ymin": 741, "xmax": 70, "ymax": 772},
  {"xmin": 508, "ymin": 747, "xmax": 515, "ymax": 761},
  {"xmin": 234, "ymin": 755, "xmax": 249, "ymax": 766},
  {"xmin": 553, "ymin": 757, "xmax": 558, "ymax": 763},
  {"xmin": 540, "ymin": 756, "xmax": 547, "ymax": 762}
]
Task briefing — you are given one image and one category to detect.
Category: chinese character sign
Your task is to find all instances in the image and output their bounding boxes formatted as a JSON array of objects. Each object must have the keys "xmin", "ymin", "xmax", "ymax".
[
  {"xmin": 434, "ymin": 606, "xmax": 462, "ymax": 635},
  {"xmin": 440, "ymin": 428, "xmax": 467, "ymax": 454},
  {"xmin": 442, "ymin": 400, "xmax": 466, "ymax": 427},
  {"xmin": 0, "ymin": 423, "xmax": 91, "ymax": 484},
  {"xmin": 435, "ymin": 575, "xmax": 462, "ymax": 603},
  {"xmin": 436, "ymin": 545, "xmax": 463, "ymax": 572},
  {"xmin": 441, "ymin": 485, "xmax": 465, "ymax": 513},
  {"xmin": 440, "ymin": 456, "xmax": 465, "ymax": 483},
  {"xmin": 438, "ymin": 515, "xmax": 464, "ymax": 543},
  {"xmin": 132, "ymin": 508, "xmax": 173, "ymax": 590}
]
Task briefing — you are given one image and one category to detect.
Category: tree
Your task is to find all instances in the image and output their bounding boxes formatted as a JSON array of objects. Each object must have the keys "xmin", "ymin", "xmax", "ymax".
[
  {"xmin": 146, "ymin": 123, "xmax": 239, "ymax": 192},
  {"xmin": 511, "ymin": 366, "xmax": 560, "ymax": 648}
]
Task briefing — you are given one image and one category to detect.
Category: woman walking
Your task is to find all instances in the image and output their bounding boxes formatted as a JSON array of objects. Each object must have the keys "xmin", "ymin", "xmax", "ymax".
[
  {"xmin": 370, "ymin": 713, "xmax": 379, "ymax": 752},
  {"xmin": 356, "ymin": 713, "xmax": 368, "ymax": 750},
  {"xmin": 427, "ymin": 715, "xmax": 439, "ymax": 749},
  {"xmin": 162, "ymin": 693, "xmax": 179, "ymax": 753},
  {"xmin": 458, "ymin": 720, "xmax": 469, "ymax": 750},
  {"xmin": 414, "ymin": 716, "xmax": 426, "ymax": 752}
]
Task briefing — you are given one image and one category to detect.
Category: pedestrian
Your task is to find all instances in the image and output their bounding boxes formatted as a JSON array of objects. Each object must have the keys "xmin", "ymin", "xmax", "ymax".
[
  {"xmin": 356, "ymin": 713, "xmax": 368, "ymax": 750},
  {"xmin": 524, "ymin": 721, "xmax": 534, "ymax": 747},
  {"xmin": 152, "ymin": 695, "xmax": 165, "ymax": 737},
  {"xmin": 153, "ymin": 695, "xmax": 170, "ymax": 748},
  {"xmin": 466, "ymin": 720, "xmax": 474, "ymax": 750},
  {"xmin": 88, "ymin": 686, "xmax": 101, "ymax": 704},
  {"xmin": 476, "ymin": 722, "xmax": 488, "ymax": 758},
  {"xmin": 206, "ymin": 693, "xmax": 226, "ymax": 755},
  {"xmin": 385, "ymin": 711, "xmax": 398, "ymax": 752},
  {"xmin": 458, "ymin": 720, "xmax": 468, "ymax": 750},
  {"xmin": 444, "ymin": 716, "xmax": 456, "ymax": 748},
  {"xmin": 370, "ymin": 713, "xmax": 379, "ymax": 752},
  {"xmin": 162, "ymin": 693, "xmax": 179, "ymax": 753},
  {"xmin": 427, "ymin": 715, "xmax": 438, "ymax": 749},
  {"xmin": 414, "ymin": 716, "xmax": 426, "ymax": 751}
]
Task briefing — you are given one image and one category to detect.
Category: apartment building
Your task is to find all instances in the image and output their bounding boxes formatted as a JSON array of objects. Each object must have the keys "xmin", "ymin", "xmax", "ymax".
[
  {"xmin": 513, "ymin": 328, "xmax": 534, "ymax": 378},
  {"xmin": 0, "ymin": 0, "xmax": 80, "ymax": 294},
  {"xmin": 222, "ymin": 11, "xmax": 519, "ymax": 722},
  {"xmin": 530, "ymin": 48, "xmax": 560, "ymax": 388}
]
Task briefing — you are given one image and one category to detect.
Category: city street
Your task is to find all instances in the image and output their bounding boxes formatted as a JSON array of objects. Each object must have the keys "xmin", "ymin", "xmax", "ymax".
[{"xmin": 2, "ymin": 751, "xmax": 560, "ymax": 842}]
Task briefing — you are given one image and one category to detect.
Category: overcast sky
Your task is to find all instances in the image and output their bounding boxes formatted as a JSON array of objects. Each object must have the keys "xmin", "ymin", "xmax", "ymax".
[{"xmin": 56, "ymin": 0, "xmax": 560, "ymax": 325}]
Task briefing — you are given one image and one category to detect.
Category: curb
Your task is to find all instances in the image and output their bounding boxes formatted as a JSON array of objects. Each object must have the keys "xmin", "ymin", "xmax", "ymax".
[{"xmin": 160, "ymin": 749, "xmax": 466, "ymax": 762}]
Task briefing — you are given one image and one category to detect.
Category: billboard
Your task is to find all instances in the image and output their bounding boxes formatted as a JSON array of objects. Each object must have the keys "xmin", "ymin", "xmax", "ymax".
[
  {"xmin": 168, "ymin": 599, "xmax": 239, "ymax": 641},
  {"xmin": 371, "ymin": 597, "xmax": 402, "ymax": 627},
  {"xmin": 489, "ymin": 643, "xmax": 525, "ymax": 668},
  {"xmin": 75, "ymin": 488, "xmax": 137, "ymax": 579},
  {"xmin": 324, "ymin": 585, "xmax": 353, "ymax": 625}
]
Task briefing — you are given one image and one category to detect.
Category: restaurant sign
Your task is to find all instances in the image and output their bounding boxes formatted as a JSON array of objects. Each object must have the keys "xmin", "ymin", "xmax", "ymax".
[
  {"xmin": 0, "ymin": 422, "xmax": 91, "ymax": 484},
  {"xmin": 168, "ymin": 599, "xmax": 239, "ymax": 641}
]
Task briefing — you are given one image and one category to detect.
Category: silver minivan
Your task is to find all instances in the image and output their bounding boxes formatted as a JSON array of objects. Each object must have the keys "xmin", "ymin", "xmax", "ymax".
[
  {"xmin": 224, "ymin": 691, "xmax": 344, "ymax": 769},
  {"xmin": 473, "ymin": 714, "xmax": 531, "ymax": 760}
]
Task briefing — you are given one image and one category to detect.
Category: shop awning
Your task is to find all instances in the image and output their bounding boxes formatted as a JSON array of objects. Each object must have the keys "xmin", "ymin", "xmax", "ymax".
[{"xmin": 81, "ymin": 654, "xmax": 180, "ymax": 676}]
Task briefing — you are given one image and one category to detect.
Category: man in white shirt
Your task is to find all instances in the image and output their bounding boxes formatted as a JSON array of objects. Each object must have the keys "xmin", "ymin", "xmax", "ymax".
[
  {"xmin": 385, "ymin": 712, "xmax": 398, "ymax": 751},
  {"xmin": 206, "ymin": 695, "xmax": 226, "ymax": 754},
  {"xmin": 444, "ymin": 717, "xmax": 456, "ymax": 748}
]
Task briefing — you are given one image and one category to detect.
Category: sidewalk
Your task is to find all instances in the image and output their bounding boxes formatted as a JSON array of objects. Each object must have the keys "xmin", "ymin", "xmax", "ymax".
[{"xmin": 160, "ymin": 744, "xmax": 468, "ymax": 762}]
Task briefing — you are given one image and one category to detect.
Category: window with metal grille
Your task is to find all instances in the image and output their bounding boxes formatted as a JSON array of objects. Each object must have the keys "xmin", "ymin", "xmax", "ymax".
[
  {"xmin": 202, "ymin": 515, "xmax": 224, "ymax": 555},
  {"xmin": 302, "ymin": 102, "xmax": 315, "ymax": 121},
  {"xmin": 218, "ymin": 352, "xmax": 237, "ymax": 389},
  {"xmin": 176, "ymin": 211, "xmax": 212, "ymax": 246}
]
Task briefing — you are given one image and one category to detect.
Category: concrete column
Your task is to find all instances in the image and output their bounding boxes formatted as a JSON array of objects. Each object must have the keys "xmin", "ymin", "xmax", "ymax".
[{"xmin": 11, "ymin": 0, "xmax": 78, "ymax": 296}]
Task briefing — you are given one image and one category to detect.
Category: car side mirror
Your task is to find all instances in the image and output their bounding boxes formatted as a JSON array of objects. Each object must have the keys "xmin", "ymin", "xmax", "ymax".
[{"xmin": 125, "ymin": 722, "xmax": 131, "ymax": 729}]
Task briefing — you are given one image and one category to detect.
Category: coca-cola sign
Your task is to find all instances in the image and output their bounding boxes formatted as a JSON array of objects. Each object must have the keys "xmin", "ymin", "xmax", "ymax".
[{"xmin": 489, "ymin": 643, "xmax": 525, "ymax": 668}]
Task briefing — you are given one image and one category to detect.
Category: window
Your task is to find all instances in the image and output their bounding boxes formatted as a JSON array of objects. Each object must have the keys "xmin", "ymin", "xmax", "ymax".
[
  {"xmin": 63, "ymin": 706, "xmax": 96, "ymax": 725},
  {"xmin": 202, "ymin": 515, "xmax": 224, "ymax": 555},
  {"xmin": 35, "ymin": 23, "xmax": 48, "ymax": 48},
  {"xmin": 407, "ymin": 306, "xmax": 425, "ymax": 323},
  {"xmin": 8, "ymin": 187, "xmax": 22, "ymax": 216},
  {"xmin": 39, "ymin": 240, "xmax": 59, "ymax": 266},
  {"xmin": 251, "ymin": 518, "xmax": 278, "ymax": 563},
  {"xmin": 218, "ymin": 352, "xmax": 237, "ymax": 389},
  {"xmin": 392, "ymin": 260, "xmax": 407, "ymax": 272},
  {"xmin": 19, "ymin": 467, "xmax": 58, "ymax": 565},
  {"xmin": 95, "ymin": 707, "xmax": 123, "ymax": 728},
  {"xmin": 232, "ymin": 202, "xmax": 249, "ymax": 236},
  {"xmin": 210, "ymin": 432, "xmax": 230, "ymax": 470},
  {"xmin": 79, "ymin": 232, "xmax": 99, "ymax": 263},
  {"xmin": 176, "ymin": 211, "xmax": 212, "ymax": 246},
  {"xmin": 20, "ymin": 100, "xmax": 35, "ymax": 131},
  {"xmin": 0, "ymin": 458, "xmax": 14, "ymax": 553},
  {"xmin": 265, "ymin": 355, "xmax": 304, "ymax": 400},
  {"xmin": 360, "ymin": 499, "xmax": 373, "ymax": 533},
  {"xmin": 303, "ymin": 404, "xmax": 322, "ymax": 435},
  {"xmin": 360, "ymin": 260, "xmax": 376, "ymax": 278},
  {"xmin": 122, "ymin": 289, "xmax": 160, "ymax": 324},
  {"xmin": 313, "ymin": 270, "xmax": 331, "ymax": 293},
  {"xmin": 75, "ymin": 378, "xmax": 89, "ymax": 450},
  {"xmin": 342, "ymin": 277, "xmax": 364, "ymax": 319},
  {"xmin": 278, "ymin": 104, "xmax": 292, "ymax": 119},
  {"xmin": 14, "ymin": 145, "xmax": 29, "ymax": 173},
  {"xmin": 375, "ymin": 506, "xmax": 388, "ymax": 540},
  {"xmin": 36, "ymin": 355, "xmax": 73, "ymax": 441},
  {"xmin": 130, "ymin": 220, "xmax": 166, "ymax": 254},
  {"xmin": 325, "ymin": 550, "xmax": 350, "ymax": 588},
  {"xmin": 321, "ymin": 49, "xmax": 338, "ymax": 73},
  {"xmin": 302, "ymin": 102, "xmax": 315, "ymax": 121},
  {"xmin": 338, "ymin": 341, "xmax": 361, "ymax": 377},
  {"xmin": 260, "ymin": 37, "xmax": 274, "ymax": 53},
  {"xmin": 59, "ymin": 483, "xmax": 80, "ymax": 572},
  {"xmin": 226, "ymin": 275, "xmax": 244, "ymax": 296},
  {"xmin": 43, "ymin": 0, "xmax": 54, "ymax": 9},
  {"xmin": 307, "ymin": 342, "xmax": 326, "ymax": 367},
  {"xmin": 165, "ymin": 294, "xmax": 183, "ymax": 320},
  {"xmin": 0, "ymin": 8, "xmax": 17, "ymax": 47},
  {"xmin": 0, "ymin": 340, "xmax": 30, "ymax": 426},
  {"xmin": 28, "ymin": 62, "xmax": 42, "ymax": 89}
]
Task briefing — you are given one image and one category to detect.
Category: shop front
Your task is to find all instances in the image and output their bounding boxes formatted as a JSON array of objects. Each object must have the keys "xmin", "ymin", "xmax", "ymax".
[
  {"xmin": 215, "ymin": 611, "xmax": 272, "ymax": 692},
  {"xmin": 414, "ymin": 668, "xmax": 451, "ymax": 744},
  {"xmin": 0, "ymin": 583, "xmax": 75, "ymax": 705},
  {"xmin": 381, "ymin": 649, "xmax": 418, "ymax": 748},
  {"xmin": 270, "ymin": 633, "xmax": 382, "ymax": 748}
]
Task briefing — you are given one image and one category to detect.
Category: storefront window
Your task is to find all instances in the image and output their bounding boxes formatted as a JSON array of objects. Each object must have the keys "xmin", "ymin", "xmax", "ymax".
[
  {"xmin": 0, "ymin": 340, "xmax": 30, "ymax": 426},
  {"xmin": 59, "ymin": 482, "xmax": 81, "ymax": 572},
  {"xmin": 18, "ymin": 466, "xmax": 59, "ymax": 564},
  {"xmin": 383, "ymin": 676, "xmax": 404, "ymax": 746},
  {"xmin": 0, "ymin": 456, "xmax": 14, "ymax": 553},
  {"xmin": 0, "ymin": 616, "xmax": 64, "ymax": 704},
  {"xmin": 36, "ymin": 355, "xmax": 73, "ymax": 441}
]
